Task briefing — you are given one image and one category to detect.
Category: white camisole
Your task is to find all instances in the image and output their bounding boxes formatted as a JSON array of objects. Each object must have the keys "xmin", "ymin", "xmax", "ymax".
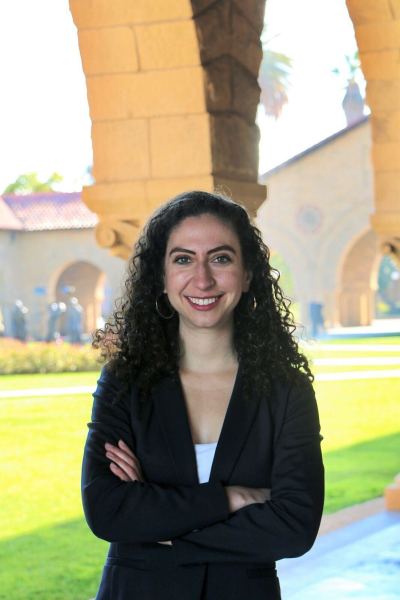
[{"xmin": 194, "ymin": 442, "xmax": 218, "ymax": 483}]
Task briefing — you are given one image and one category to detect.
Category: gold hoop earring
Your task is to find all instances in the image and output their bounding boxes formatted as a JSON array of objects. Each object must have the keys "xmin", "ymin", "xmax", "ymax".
[
  {"xmin": 237, "ymin": 292, "xmax": 257, "ymax": 315},
  {"xmin": 249, "ymin": 292, "xmax": 257, "ymax": 312},
  {"xmin": 155, "ymin": 295, "xmax": 175, "ymax": 319}
]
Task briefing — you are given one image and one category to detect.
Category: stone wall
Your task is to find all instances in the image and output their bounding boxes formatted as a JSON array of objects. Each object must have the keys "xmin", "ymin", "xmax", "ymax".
[
  {"xmin": 258, "ymin": 120, "xmax": 379, "ymax": 331},
  {"xmin": 0, "ymin": 228, "xmax": 125, "ymax": 339}
]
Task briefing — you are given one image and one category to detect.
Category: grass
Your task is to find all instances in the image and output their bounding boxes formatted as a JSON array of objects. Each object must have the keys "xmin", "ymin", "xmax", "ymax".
[
  {"xmin": 1, "ymin": 344, "xmax": 400, "ymax": 598},
  {"xmin": 0, "ymin": 389, "xmax": 106, "ymax": 599},
  {"xmin": 0, "ymin": 520, "xmax": 106, "ymax": 600},
  {"xmin": 314, "ymin": 378, "xmax": 400, "ymax": 512}
]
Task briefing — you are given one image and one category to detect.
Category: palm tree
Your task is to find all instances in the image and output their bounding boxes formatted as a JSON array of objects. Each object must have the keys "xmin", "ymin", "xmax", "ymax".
[{"xmin": 258, "ymin": 38, "xmax": 292, "ymax": 119}]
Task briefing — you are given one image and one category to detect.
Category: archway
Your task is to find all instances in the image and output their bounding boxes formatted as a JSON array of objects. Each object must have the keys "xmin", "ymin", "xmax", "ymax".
[
  {"xmin": 68, "ymin": 0, "xmax": 400, "ymax": 266},
  {"xmin": 337, "ymin": 228, "xmax": 379, "ymax": 326},
  {"xmin": 68, "ymin": 0, "xmax": 267, "ymax": 258},
  {"xmin": 346, "ymin": 0, "xmax": 400, "ymax": 256},
  {"xmin": 54, "ymin": 260, "xmax": 105, "ymax": 334}
]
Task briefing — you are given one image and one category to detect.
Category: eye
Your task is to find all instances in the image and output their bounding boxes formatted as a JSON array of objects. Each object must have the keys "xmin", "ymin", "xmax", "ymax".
[
  {"xmin": 173, "ymin": 255, "xmax": 192, "ymax": 265},
  {"xmin": 212, "ymin": 254, "xmax": 232, "ymax": 264}
]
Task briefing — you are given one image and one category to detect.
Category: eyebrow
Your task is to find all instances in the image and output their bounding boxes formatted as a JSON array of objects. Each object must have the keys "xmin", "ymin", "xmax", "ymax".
[{"xmin": 168, "ymin": 245, "xmax": 237, "ymax": 257}]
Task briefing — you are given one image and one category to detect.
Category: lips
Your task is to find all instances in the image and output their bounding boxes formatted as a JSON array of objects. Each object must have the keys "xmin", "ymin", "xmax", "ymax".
[{"xmin": 185, "ymin": 295, "xmax": 223, "ymax": 311}]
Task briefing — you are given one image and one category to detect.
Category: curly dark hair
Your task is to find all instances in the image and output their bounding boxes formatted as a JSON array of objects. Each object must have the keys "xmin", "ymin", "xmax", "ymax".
[{"xmin": 93, "ymin": 190, "xmax": 313, "ymax": 402}]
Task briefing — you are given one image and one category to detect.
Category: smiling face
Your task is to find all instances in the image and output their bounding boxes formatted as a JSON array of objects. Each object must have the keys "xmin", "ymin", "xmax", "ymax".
[{"xmin": 163, "ymin": 213, "xmax": 251, "ymax": 332}]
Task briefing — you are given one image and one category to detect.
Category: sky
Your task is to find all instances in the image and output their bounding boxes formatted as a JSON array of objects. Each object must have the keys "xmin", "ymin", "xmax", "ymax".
[
  {"xmin": 0, "ymin": 0, "xmax": 364, "ymax": 192},
  {"xmin": 258, "ymin": 0, "xmax": 365, "ymax": 173}
]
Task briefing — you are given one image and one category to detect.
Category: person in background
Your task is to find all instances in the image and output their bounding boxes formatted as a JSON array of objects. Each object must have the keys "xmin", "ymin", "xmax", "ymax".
[{"xmin": 11, "ymin": 299, "xmax": 28, "ymax": 341}]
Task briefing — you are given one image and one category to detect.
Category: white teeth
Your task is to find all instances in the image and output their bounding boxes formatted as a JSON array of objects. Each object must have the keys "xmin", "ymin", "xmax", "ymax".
[{"xmin": 188, "ymin": 296, "xmax": 219, "ymax": 306}]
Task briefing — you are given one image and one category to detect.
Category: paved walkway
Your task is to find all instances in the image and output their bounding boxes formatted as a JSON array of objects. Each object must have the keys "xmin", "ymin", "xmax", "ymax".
[
  {"xmin": 314, "ymin": 357, "xmax": 400, "ymax": 365},
  {"xmin": 278, "ymin": 503, "xmax": 400, "ymax": 599},
  {"xmin": 2, "ymin": 364, "xmax": 400, "ymax": 399},
  {"xmin": 315, "ymin": 369, "xmax": 400, "ymax": 381},
  {"xmin": 303, "ymin": 344, "xmax": 400, "ymax": 352},
  {"xmin": 0, "ymin": 385, "xmax": 94, "ymax": 398}
]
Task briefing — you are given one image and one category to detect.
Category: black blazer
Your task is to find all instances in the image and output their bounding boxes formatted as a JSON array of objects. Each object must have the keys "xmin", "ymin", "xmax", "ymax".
[{"xmin": 81, "ymin": 363, "xmax": 324, "ymax": 600}]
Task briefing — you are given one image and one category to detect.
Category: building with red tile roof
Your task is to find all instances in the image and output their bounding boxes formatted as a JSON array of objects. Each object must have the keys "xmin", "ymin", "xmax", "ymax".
[
  {"xmin": 0, "ymin": 191, "xmax": 125, "ymax": 340},
  {"xmin": 1, "ymin": 191, "xmax": 97, "ymax": 231}
]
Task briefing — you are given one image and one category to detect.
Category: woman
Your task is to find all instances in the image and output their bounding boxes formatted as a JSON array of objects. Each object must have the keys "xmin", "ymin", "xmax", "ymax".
[{"xmin": 82, "ymin": 190, "xmax": 324, "ymax": 600}]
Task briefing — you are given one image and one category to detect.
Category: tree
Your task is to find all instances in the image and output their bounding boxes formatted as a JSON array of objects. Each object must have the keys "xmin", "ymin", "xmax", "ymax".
[
  {"xmin": 3, "ymin": 172, "xmax": 63, "ymax": 195},
  {"xmin": 258, "ymin": 33, "xmax": 292, "ymax": 119}
]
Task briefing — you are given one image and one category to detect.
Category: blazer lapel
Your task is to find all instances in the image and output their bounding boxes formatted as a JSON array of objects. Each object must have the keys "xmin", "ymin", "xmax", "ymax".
[
  {"xmin": 209, "ymin": 363, "xmax": 260, "ymax": 484},
  {"xmin": 152, "ymin": 375, "xmax": 199, "ymax": 485},
  {"xmin": 151, "ymin": 363, "xmax": 261, "ymax": 486}
]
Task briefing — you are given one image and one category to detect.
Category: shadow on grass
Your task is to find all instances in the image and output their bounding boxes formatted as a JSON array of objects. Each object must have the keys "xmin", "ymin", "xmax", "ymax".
[
  {"xmin": 1, "ymin": 433, "xmax": 399, "ymax": 598},
  {"xmin": 323, "ymin": 431, "xmax": 400, "ymax": 513},
  {"xmin": 0, "ymin": 518, "xmax": 107, "ymax": 600}
]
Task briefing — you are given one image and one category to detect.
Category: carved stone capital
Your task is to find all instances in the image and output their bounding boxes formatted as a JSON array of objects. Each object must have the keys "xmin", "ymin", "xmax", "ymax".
[{"xmin": 95, "ymin": 218, "xmax": 141, "ymax": 259}]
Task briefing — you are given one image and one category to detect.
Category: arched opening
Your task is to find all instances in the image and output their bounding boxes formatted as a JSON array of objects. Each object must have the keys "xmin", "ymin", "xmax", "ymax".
[
  {"xmin": 55, "ymin": 261, "xmax": 105, "ymax": 335},
  {"xmin": 337, "ymin": 228, "xmax": 379, "ymax": 326}
]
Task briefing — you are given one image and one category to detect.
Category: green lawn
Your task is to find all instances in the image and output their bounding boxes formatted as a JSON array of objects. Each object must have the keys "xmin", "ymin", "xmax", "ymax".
[{"xmin": 1, "ymin": 348, "xmax": 400, "ymax": 598}]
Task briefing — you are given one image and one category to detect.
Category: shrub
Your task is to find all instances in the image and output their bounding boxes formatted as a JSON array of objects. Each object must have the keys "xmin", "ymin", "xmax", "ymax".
[{"xmin": 0, "ymin": 338, "xmax": 101, "ymax": 374}]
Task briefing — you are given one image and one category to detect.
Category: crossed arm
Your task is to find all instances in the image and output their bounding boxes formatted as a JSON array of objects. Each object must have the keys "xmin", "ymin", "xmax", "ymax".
[
  {"xmin": 104, "ymin": 439, "xmax": 270, "ymax": 545},
  {"xmin": 82, "ymin": 368, "xmax": 324, "ymax": 564}
]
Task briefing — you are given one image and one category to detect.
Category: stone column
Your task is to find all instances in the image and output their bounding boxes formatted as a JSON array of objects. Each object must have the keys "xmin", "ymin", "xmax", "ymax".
[
  {"xmin": 69, "ymin": 0, "xmax": 266, "ymax": 258},
  {"xmin": 346, "ymin": 0, "xmax": 400, "ymax": 264}
]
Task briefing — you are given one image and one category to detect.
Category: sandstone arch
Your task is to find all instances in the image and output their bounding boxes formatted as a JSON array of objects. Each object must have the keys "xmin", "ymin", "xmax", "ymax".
[
  {"xmin": 346, "ymin": 1, "xmax": 400, "ymax": 254},
  {"xmin": 337, "ymin": 228, "xmax": 380, "ymax": 326},
  {"xmin": 69, "ymin": 0, "xmax": 267, "ymax": 258},
  {"xmin": 53, "ymin": 260, "xmax": 105, "ymax": 333},
  {"xmin": 69, "ymin": 1, "xmax": 400, "ymax": 263}
]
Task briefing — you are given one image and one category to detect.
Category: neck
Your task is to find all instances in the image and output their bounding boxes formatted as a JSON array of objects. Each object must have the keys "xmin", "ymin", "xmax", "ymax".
[{"xmin": 178, "ymin": 321, "xmax": 237, "ymax": 374}]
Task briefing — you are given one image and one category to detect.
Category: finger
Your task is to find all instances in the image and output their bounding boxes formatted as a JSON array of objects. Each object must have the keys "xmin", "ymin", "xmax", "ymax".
[
  {"xmin": 117, "ymin": 441, "xmax": 144, "ymax": 478},
  {"xmin": 107, "ymin": 452, "xmax": 143, "ymax": 482},
  {"xmin": 110, "ymin": 460, "xmax": 140, "ymax": 482},
  {"xmin": 109, "ymin": 462, "xmax": 130, "ymax": 481},
  {"xmin": 118, "ymin": 440, "xmax": 135, "ymax": 458},
  {"xmin": 105, "ymin": 442, "xmax": 143, "ymax": 478},
  {"xmin": 106, "ymin": 446, "xmax": 136, "ymax": 467},
  {"xmin": 106, "ymin": 452, "xmax": 141, "ymax": 481}
]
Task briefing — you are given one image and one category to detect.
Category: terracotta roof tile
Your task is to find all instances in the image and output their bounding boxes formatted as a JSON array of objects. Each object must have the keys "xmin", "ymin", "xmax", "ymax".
[
  {"xmin": 0, "ymin": 197, "xmax": 23, "ymax": 230},
  {"xmin": 1, "ymin": 192, "xmax": 98, "ymax": 231}
]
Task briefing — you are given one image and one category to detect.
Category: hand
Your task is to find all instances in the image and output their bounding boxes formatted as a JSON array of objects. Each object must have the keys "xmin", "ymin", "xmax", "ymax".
[
  {"xmin": 104, "ymin": 440, "xmax": 144, "ymax": 482},
  {"xmin": 225, "ymin": 486, "xmax": 271, "ymax": 513},
  {"xmin": 105, "ymin": 441, "xmax": 170, "ymax": 545},
  {"xmin": 105, "ymin": 440, "xmax": 172, "ymax": 546}
]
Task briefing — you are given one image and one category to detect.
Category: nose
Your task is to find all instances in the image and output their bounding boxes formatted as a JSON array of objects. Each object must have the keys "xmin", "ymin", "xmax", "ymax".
[{"xmin": 193, "ymin": 261, "xmax": 215, "ymax": 290}]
